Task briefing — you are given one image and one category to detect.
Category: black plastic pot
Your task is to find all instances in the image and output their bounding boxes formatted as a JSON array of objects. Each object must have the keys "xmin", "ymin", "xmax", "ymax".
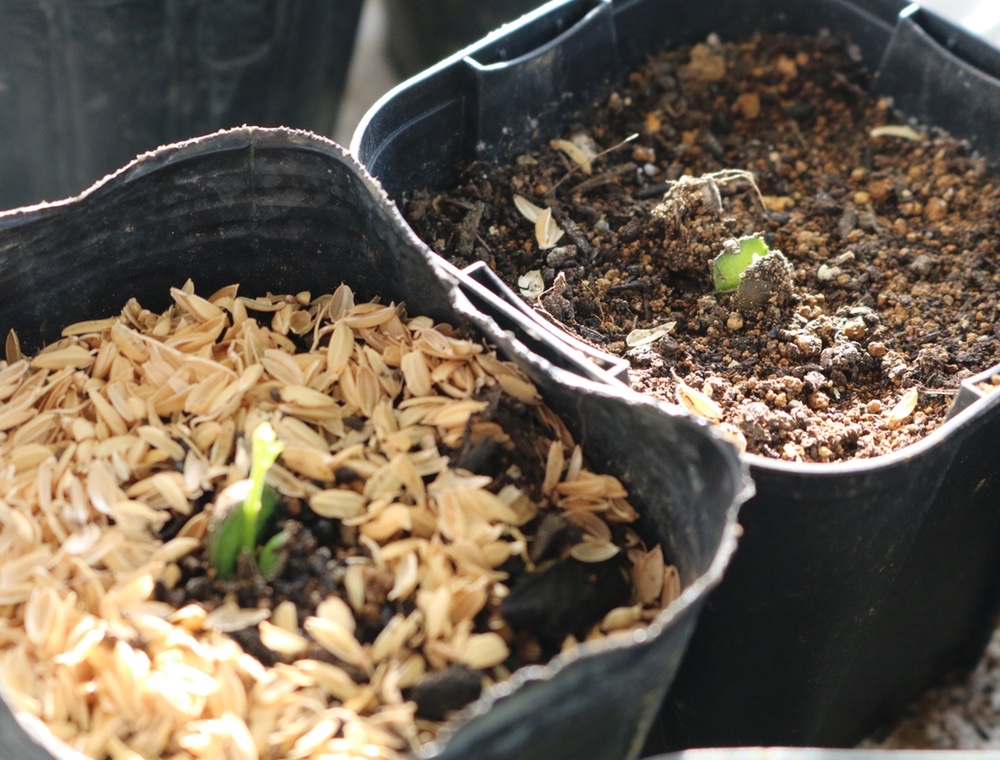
[
  {"xmin": 352, "ymin": 0, "xmax": 1000, "ymax": 749},
  {"xmin": 383, "ymin": 0, "xmax": 544, "ymax": 77},
  {"xmin": 0, "ymin": 0, "xmax": 363, "ymax": 211},
  {"xmin": 0, "ymin": 127, "xmax": 748, "ymax": 760}
]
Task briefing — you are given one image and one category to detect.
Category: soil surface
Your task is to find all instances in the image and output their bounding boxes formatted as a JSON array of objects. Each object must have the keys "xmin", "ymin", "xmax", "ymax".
[
  {"xmin": 404, "ymin": 32, "xmax": 1000, "ymax": 462},
  {"xmin": 153, "ymin": 342, "xmax": 650, "ymax": 722},
  {"xmin": 156, "ymin": 387, "xmax": 627, "ymax": 645}
]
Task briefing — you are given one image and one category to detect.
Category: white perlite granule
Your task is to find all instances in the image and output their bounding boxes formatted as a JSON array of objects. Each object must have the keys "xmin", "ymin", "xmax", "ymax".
[{"xmin": 862, "ymin": 624, "xmax": 1000, "ymax": 748}]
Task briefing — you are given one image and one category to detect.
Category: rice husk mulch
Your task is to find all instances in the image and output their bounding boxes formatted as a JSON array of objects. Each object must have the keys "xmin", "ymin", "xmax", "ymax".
[{"xmin": 0, "ymin": 281, "xmax": 677, "ymax": 760}]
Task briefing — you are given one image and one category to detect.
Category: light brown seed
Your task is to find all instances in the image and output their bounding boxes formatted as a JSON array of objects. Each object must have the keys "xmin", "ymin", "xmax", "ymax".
[
  {"xmin": 0, "ymin": 404, "xmax": 37, "ymax": 433},
  {"xmin": 357, "ymin": 365, "xmax": 382, "ymax": 418},
  {"xmin": 534, "ymin": 207, "xmax": 565, "ymax": 250},
  {"xmin": 494, "ymin": 371, "xmax": 541, "ymax": 405},
  {"xmin": 8, "ymin": 443, "xmax": 54, "ymax": 473},
  {"xmin": 422, "ymin": 399, "xmax": 488, "ymax": 429},
  {"xmin": 31, "ymin": 345, "xmax": 94, "ymax": 371},
  {"xmin": 259, "ymin": 621, "xmax": 310, "ymax": 658},
  {"xmin": 169, "ymin": 603, "xmax": 208, "ymax": 632},
  {"xmin": 310, "ymin": 489, "xmax": 367, "ymax": 519},
  {"xmin": 261, "ymin": 348, "xmax": 305, "ymax": 386},
  {"xmin": 341, "ymin": 304, "xmax": 398, "ymax": 330},
  {"xmin": 304, "ymin": 616, "xmax": 372, "ymax": 673},
  {"xmin": 271, "ymin": 600, "xmax": 300, "ymax": 633},
  {"xmin": 204, "ymin": 601, "xmax": 270, "ymax": 633},
  {"xmin": 459, "ymin": 632, "xmax": 509, "ymax": 669},
  {"xmin": 512, "ymin": 194, "xmax": 544, "ymax": 223},
  {"xmin": 661, "ymin": 564, "xmax": 682, "ymax": 608},
  {"xmin": 5, "ymin": 328, "xmax": 22, "ymax": 363},
  {"xmin": 344, "ymin": 564, "xmax": 367, "ymax": 614},
  {"xmin": 676, "ymin": 381, "xmax": 724, "ymax": 423},
  {"xmin": 61, "ymin": 317, "xmax": 118, "ymax": 337},
  {"xmin": 565, "ymin": 510, "xmax": 613, "ymax": 542},
  {"xmin": 170, "ymin": 287, "xmax": 225, "ymax": 323},
  {"xmin": 281, "ymin": 446, "xmax": 335, "ymax": 481},
  {"xmin": 550, "ymin": 138, "xmax": 594, "ymax": 174},
  {"xmin": 417, "ymin": 586, "xmax": 452, "ymax": 642},
  {"xmin": 542, "ymin": 440, "xmax": 565, "ymax": 496},
  {"xmin": 600, "ymin": 605, "xmax": 643, "ymax": 632},
  {"xmin": 315, "ymin": 596, "xmax": 357, "ymax": 634},
  {"xmin": 359, "ymin": 504, "xmax": 413, "ymax": 543},
  {"xmin": 293, "ymin": 660, "xmax": 361, "ymax": 701},
  {"xmin": 887, "ymin": 388, "xmax": 919, "ymax": 428},
  {"xmin": 280, "ymin": 384, "xmax": 337, "ymax": 409},
  {"xmin": 569, "ymin": 540, "xmax": 620, "ymax": 563},
  {"xmin": 632, "ymin": 545, "xmax": 666, "ymax": 606},
  {"xmin": 559, "ymin": 471, "xmax": 628, "ymax": 499},
  {"xmin": 388, "ymin": 551, "xmax": 419, "ymax": 602},
  {"xmin": 400, "ymin": 350, "xmax": 433, "ymax": 398},
  {"xmin": 370, "ymin": 612, "xmax": 422, "ymax": 665},
  {"xmin": 151, "ymin": 537, "xmax": 200, "ymax": 564}
]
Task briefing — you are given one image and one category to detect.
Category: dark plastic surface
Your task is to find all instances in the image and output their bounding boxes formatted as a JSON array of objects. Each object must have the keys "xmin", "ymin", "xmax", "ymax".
[
  {"xmin": 947, "ymin": 362, "xmax": 1000, "ymax": 420},
  {"xmin": 383, "ymin": 0, "xmax": 545, "ymax": 77},
  {"xmin": 876, "ymin": 4, "xmax": 1000, "ymax": 165},
  {"xmin": 0, "ymin": 0, "xmax": 363, "ymax": 211},
  {"xmin": 0, "ymin": 127, "xmax": 749, "ymax": 760},
  {"xmin": 352, "ymin": 0, "xmax": 1000, "ymax": 749},
  {"xmin": 456, "ymin": 261, "xmax": 631, "ymax": 383}
]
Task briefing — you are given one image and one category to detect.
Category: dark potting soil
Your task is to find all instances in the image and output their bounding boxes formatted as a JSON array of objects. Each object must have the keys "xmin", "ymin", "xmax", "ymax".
[
  {"xmin": 403, "ymin": 32, "xmax": 1000, "ymax": 462},
  {"xmin": 154, "ymin": 385, "xmax": 632, "ymax": 719}
]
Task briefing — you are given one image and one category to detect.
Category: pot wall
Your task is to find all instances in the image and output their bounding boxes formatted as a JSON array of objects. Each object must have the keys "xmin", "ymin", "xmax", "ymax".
[
  {"xmin": 0, "ymin": 0, "xmax": 363, "ymax": 211},
  {"xmin": 383, "ymin": 0, "xmax": 544, "ymax": 77}
]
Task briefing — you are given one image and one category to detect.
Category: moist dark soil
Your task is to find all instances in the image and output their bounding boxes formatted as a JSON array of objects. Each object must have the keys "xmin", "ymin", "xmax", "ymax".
[
  {"xmin": 403, "ymin": 32, "xmax": 1000, "ymax": 462},
  {"xmin": 154, "ymin": 384, "xmax": 632, "ymax": 718}
]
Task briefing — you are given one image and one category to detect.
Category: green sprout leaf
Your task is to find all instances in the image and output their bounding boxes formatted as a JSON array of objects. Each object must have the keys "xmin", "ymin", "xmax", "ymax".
[
  {"xmin": 208, "ymin": 421, "xmax": 284, "ymax": 580},
  {"xmin": 258, "ymin": 530, "xmax": 290, "ymax": 580},
  {"xmin": 712, "ymin": 235, "xmax": 770, "ymax": 291},
  {"xmin": 209, "ymin": 503, "xmax": 247, "ymax": 581},
  {"xmin": 243, "ymin": 422, "xmax": 285, "ymax": 550}
]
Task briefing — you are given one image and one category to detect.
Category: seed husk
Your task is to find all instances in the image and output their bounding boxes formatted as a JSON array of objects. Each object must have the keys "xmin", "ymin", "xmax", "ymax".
[
  {"xmin": 550, "ymin": 138, "xmax": 594, "ymax": 175},
  {"xmin": 887, "ymin": 388, "xmax": 919, "ymax": 428},
  {"xmin": 0, "ymin": 283, "xmax": 677, "ymax": 760},
  {"xmin": 534, "ymin": 207, "xmax": 566, "ymax": 250}
]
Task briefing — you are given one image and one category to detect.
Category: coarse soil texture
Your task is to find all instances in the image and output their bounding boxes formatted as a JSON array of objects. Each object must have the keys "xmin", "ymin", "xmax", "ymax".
[{"xmin": 404, "ymin": 32, "xmax": 1000, "ymax": 462}]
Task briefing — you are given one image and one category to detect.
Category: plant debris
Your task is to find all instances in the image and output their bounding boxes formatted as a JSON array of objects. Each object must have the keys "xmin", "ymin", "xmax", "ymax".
[
  {"xmin": 404, "ymin": 32, "xmax": 1000, "ymax": 462},
  {"xmin": 0, "ymin": 282, "xmax": 678, "ymax": 759}
]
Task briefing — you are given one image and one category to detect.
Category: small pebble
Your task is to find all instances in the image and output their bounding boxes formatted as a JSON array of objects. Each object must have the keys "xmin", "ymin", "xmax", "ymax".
[{"xmin": 817, "ymin": 264, "xmax": 841, "ymax": 281}]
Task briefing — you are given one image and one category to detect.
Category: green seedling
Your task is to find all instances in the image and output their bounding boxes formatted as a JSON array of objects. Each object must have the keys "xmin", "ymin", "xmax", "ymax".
[
  {"xmin": 257, "ymin": 529, "xmax": 291, "ymax": 580},
  {"xmin": 712, "ymin": 235, "xmax": 770, "ymax": 292},
  {"xmin": 209, "ymin": 421, "xmax": 285, "ymax": 580}
]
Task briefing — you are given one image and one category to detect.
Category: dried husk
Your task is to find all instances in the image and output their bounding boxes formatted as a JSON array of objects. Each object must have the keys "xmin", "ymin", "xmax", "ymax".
[{"xmin": 0, "ymin": 283, "xmax": 679, "ymax": 760}]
